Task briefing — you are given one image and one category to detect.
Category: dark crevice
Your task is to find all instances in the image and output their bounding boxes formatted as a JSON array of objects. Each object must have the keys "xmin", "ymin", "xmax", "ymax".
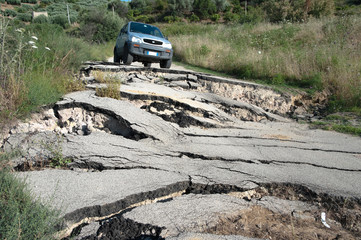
[
  {"xmin": 183, "ymin": 132, "xmax": 309, "ymax": 144},
  {"xmin": 178, "ymin": 151, "xmax": 360, "ymax": 172},
  {"xmin": 258, "ymin": 159, "xmax": 361, "ymax": 172},
  {"xmin": 178, "ymin": 152, "xmax": 258, "ymax": 164}
]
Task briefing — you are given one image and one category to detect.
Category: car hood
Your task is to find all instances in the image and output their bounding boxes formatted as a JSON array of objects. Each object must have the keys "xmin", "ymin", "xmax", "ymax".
[{"xmin": 129, "ymin": 32, "xmax": 171, "ymax": 44}]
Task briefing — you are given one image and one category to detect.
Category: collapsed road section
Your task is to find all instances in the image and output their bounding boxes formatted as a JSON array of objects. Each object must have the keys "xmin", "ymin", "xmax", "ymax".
[{"xmin": 2, "ymin": 62, "xmax": 361, "ymax": 239}]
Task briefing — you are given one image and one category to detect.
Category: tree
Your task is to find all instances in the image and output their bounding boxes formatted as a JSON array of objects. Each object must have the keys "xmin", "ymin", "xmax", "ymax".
[
  {"xmin": 108, "ymin": 1, "xmax": 129, "ymax": 18},
  {"xmin": 193, "ymin": 0, "xmax": 217, "ymax": 19},
  {"xmin": 167, "ymin": 0, "xmax": 194, "ymax": 16}
]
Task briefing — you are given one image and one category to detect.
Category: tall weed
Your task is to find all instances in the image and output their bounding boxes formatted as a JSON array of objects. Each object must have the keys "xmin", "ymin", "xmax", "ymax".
[{"xmin": 0, "ymin": 20, "xmax": 109, "ymax": 126}]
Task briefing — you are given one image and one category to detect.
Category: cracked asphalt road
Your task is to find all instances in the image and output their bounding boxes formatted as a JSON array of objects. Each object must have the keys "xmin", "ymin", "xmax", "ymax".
[{"xmin": 5, "ymin": 62, "xmax": 361, "ymax": 239}]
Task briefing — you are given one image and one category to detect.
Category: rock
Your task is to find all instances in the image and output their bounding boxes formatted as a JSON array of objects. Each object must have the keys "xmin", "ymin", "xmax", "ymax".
[
  {"xmin": 164, "ymin": 73, "xmax": 187, "ymax": 81},
  {"xmin": 187, "ymin": 74, "xmax": 198, "ymax": 82},
  {"xmin": 123, "ymin": 194, "xmax": 252, "ymax": 237}
]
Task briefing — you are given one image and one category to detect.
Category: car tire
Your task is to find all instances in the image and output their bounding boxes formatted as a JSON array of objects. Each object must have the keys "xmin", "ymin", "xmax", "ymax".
[
  {"xmin": 160, "ymin": 59, "xmax": 172, "ymax": 69},
  {"xmin": 122, "ymin": 45, "xmax": 133, "ymax": 65},
  {"xmin": 113, "ymin": 47, "xmax": 120, "ymax": 63},
  {"xmin": 143, "ymin": 62, "xmax": 151, "ymax": 68}
]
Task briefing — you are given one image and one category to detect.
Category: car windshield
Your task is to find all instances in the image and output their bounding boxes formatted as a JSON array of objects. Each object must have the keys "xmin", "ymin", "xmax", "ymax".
[{"xmin": 129, "ymin": 22, "xmax": 164, "ymax": 38}]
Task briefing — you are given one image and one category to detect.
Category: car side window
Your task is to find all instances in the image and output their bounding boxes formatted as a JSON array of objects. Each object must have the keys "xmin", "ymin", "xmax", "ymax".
[{"xmin": 120, "ymin": 24, "xmax": 127, "ymax": 35}]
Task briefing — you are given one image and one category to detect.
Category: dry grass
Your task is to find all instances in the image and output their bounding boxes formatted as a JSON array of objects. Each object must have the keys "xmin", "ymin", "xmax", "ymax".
[
  {"xmin": 93, "ymin": 71, "xmax": 122, "ymax": 100},
  {"xmin": 169, "ymin": 16, "xmax": 361, "ymax": 108}
]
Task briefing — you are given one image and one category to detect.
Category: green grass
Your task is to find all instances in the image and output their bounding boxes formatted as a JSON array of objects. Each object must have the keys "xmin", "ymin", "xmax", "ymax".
[
  {"xmin": 0, "ymin": 152, "xmax": 61, "ymax": 240},
  {"xmin": 0, "ymin": 20, "xmax": 109, "ymax": 126},
  {"xmin": 311, "ymin": 121, "xmax": 361, "ymax": 136}
]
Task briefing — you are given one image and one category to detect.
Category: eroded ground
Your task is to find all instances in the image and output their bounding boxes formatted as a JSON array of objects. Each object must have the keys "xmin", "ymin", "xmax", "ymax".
[{"xmin": 2, "ymin": 62, "xmax": 361, "ymax": 240}]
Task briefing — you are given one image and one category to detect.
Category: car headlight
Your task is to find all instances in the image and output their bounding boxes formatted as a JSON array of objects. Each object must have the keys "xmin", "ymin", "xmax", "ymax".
[
  {"xmin": 131, "ymin": 36, "xmax": 142, "ymax": 43},
  {"xmin": 163, "ymin": 42, "xmax": 172, "ymax": 49}
]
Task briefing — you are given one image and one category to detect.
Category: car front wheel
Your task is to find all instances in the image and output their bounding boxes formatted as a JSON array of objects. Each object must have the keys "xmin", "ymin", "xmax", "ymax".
[
  {"xmin": 160, "ymin": 59, "xmax": 171, "ymax": 69},
  {"xmin": 122, "ymin": 45, "xmax": 133, "ymax": 65}
]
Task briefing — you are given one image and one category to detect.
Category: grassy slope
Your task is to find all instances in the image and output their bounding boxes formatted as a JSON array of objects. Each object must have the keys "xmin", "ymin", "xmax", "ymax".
[{"xmin": 160, "ymin": 16, "xmax": 361, "ymax": 110}]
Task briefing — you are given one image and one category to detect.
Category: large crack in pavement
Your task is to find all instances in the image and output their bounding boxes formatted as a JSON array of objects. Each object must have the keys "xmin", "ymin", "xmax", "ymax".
[{"xmin": 2, "ymin": 62, "xmax": 361, "ymax": 239}]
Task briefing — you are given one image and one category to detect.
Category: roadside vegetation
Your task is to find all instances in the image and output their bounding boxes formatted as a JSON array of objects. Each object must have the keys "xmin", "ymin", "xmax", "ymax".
[
  {"xmin": 163, "ymin": 15, "xmax": 361, "ymax": 110},
  {"xmin": 0, "ymin": 151, "xmax": 61, "ymax": 239}
]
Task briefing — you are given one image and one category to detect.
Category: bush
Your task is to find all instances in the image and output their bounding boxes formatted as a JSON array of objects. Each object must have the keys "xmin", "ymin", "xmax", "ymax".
[
  {"xmin": 309, "ymin": 0, "xmax": 335, "ymax": 18},
  {"xmin": 33, "ymin": 14, "xmax": 49, "ymax": 23},
  {"xmin": 168, "ymin": 0, "xmax": 194, "ymax": 16},
  {"xmin": 4, "ymin": 9, "xmax": 17, "ymax": 17},
  {"xmin": 0, "ymin": 167, "xmax": 61, "ymax": 240},
  {"xmin": 50, "ymin": 14, "xmax": 69, "ymax": 28},
  {"xmin": 21, "ymin": 3, "xmax": 35, "ymax": 10},
  {"xmin": 134, "ymin": 14, "xmax": 153, "ymax": 23},
  {"xmin": 6, "ymin": 0, "xmax": 21, "ymax": 5},
  {"xmin": 224, "ymin": 11, "xmax": 239, "ymax": 22},
  {"xmin": 210, "ymin": 13, "xmax": 220, "ymax": 22},
  {"xmin": 214, "ymin": 0, "xmax": 229, "ymax": 12},
  {"xmin": 239, "ymin": 6, "xmax": 265, "ymax": 24},
  {"xmin": 108, "ymin": 0, "xmax": 128, "ymax": 18},
  {"xmin": 16, "ymin": 13, "xmax": 32, "ymax": 22},
  {"xmin": 262, "ymin": 0, "xmax": 305, "ymax": 22},
  {"xmin": 189, "ymin": 13, "xmax": 200, "ymax": 22},
  {"xmin": 78, "ymin": 8, "xmax": 125, "ymax": 43},
  {"xmin": 163, "ymin": 15, "xmax": 182, "ymax": 23},
  {"xmin": 40, "ymin": 0, "xmax": 53, "ymax": 4},
  {"xmin": 21, "ymin": 0, "xmax": 37, "ymax": 3},
  {"xmin": 193, "ymin": 0, "xmax": 217, "ymax": 19}
]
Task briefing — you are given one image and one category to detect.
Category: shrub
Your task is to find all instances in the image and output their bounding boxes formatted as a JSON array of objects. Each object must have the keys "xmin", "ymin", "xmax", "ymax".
[
  {"xmin": 108, "ymin": 0, "xmax": 128, "ymax": 18},
  {"xmin": 309, "ymin": 0, "xmax": 335, "ymax": 18},
  {"xmin": 239, "ymin": 6, "xmax": 265, "ymax": 24},
  {"xmin": 189, "ymin": 13, "xmax": 200, "ymax": 22},
  {"xmin": 40, "ymin": 0, "xmax": 53, "ymax": 4},
  {"xmin": 163, "ymin": 15, "xmax": 182, "ymax": 23},
  {"xmin": 210, "ymin": 13, "xmax": 220, "ymax": 22},
  {"xmin": 16, "ymin": 13, "xmax": 32, "ymax": 22},
  {"xmin": 262, "ymin": 0, "xmax": 305, "ymax": 23},
  {"xmin": 21, "ymin": 0, "xmax": 37, "ymax": 3},
  {"xmin": 168, "ymin": 0, "xmax": 194, "ymax": 16},
  {"xmin": 6, "ymin": 0, "xmax": 21, "ymax": 5},
  {"xmin": 50, "ymin": 14, "xmax": 69, "ymax": 28},
  {"xmin": 4, "ymin": 9, "xmax": 17, "ymax": 17},
  {"xmin": 78, "ymin": 8, "xmax": 125, "ymax": 43},
  {"xmin": 224, "ymin": 11, "xmax": 239, "ymax": 22},
  {"xmin": 193, "ymin": 0, "xmax": 217, "ymax": 19},
  {"xmin": 33, "ymin": 14, "xmax": 49, "ymax": 23},
  {"xmin": 214, "ymin": 0, "xmax": 229, "ymax": 12},
  {"xmin": 21, "ymin": 3, "xmax": 35, "ymax": 10},
  {"xmin": 155, "ymin": 0, "xmax": 168, "ymax": 12},
  {"xmin": 0, "ymin": 154, "xmax": 61, "ymax": 240}
]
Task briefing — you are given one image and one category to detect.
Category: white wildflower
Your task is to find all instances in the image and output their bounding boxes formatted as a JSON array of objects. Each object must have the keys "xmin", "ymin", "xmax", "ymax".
[
  {"xmin": 45, "ymin": 47, "xmax": 51, "ymax": 51},
  {"xmin": 32, "ymin": 45, "xmax": 38, "ymax": 49},
  {"xmin": 31, "ymin": 36, "xmax": 38, "ymax": 40},
  {"xmin": 28, "ymin": 41, "xmax": 35, "ymax": 45},
  {"xmin": 258, "ymin": 51, "xmax": 262, "ymax": 55}
]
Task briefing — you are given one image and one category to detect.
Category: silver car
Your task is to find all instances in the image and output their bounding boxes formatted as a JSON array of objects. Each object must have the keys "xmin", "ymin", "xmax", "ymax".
[{"xmin": 114, "ymin": 21, "xmax": 173, "ymax": 68}]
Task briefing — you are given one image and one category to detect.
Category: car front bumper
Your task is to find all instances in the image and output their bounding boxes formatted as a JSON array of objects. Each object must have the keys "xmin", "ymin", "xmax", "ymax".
[{"xmin": 128, "ymin": 42, "xmax": 173, "ymax": 62}]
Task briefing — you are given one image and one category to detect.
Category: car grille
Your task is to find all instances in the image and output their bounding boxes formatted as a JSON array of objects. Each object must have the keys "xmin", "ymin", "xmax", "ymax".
[{"xmin": 143, "ymin": 39, "xmax": 163, "ymax": 45}]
